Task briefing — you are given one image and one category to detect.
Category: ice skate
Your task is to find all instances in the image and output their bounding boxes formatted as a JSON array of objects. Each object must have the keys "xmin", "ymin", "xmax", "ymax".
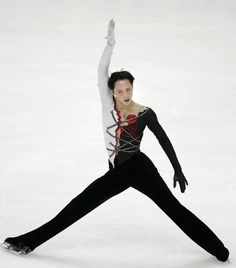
[
  {"xmin": 213, "ymin": 246, "xmax": 230, "ymax": 262},
  {"xmin": 1, "ymin": 238, "xmax": 32, "ymax": 256}
]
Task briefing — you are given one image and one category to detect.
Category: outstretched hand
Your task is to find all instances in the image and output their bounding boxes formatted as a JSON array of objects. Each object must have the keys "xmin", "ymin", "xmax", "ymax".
[
  {"xmin": 105, "ymin": 18, "xmax": 116, "ymax": 46},
  {"xmin": 173, "ymin": 170, "xmax": 189, "ymax": 193}
]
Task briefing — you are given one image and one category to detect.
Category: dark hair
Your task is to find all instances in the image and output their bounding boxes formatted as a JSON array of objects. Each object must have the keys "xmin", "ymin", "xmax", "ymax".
[{"xmin": 108, "ymin": 70, "xmax": 135, "ymax": 91}]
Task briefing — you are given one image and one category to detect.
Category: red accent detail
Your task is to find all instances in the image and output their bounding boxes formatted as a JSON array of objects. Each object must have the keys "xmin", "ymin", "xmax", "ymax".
[
  {"xmin": 113, "ymin": 97, "xmax": 121, "ymax": 154},
  {"xmin": 113, "ymin": 97, "xmax": 138, "ymax": 147},
  {"xmin": 121, "ymin": 114, "xmax": 138, "ymax": 138},
  {"xmin": 126, "ymin": 114, "xmax": 137, "ymax": 125}
]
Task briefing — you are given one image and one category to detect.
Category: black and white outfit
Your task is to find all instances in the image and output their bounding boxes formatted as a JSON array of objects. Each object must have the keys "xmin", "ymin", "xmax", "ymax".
[{"xmin": 3, "ymin": 41, "xmax": 229, "ymax": 262}]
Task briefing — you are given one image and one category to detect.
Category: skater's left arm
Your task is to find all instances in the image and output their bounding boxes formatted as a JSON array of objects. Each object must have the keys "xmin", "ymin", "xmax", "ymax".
[{"xmin": 147, "ymin": 107, "xmax": 188, "ymax": 192}]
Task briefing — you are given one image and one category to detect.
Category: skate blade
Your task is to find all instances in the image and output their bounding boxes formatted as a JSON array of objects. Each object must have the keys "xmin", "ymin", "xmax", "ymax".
[{"xmin": 1, "ymin": 242, "xmax": 27, "ymax": 256}]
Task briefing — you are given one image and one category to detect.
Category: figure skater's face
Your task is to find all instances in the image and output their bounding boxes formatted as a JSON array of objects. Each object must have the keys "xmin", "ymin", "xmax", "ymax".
[{"xmin": 113, "ymin": 79, "xmax": 133, "ymax": 106}]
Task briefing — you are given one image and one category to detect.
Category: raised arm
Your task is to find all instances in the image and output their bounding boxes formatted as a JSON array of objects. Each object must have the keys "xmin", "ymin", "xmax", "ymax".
[{"xmin": 97, "ymin": 19, "xmax": 116, "ymax": 107}]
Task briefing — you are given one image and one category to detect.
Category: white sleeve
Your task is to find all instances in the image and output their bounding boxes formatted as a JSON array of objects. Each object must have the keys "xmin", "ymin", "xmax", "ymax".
[{"xmin": 97, "ymin": 42, "xmax": 115, "ymax": 107}]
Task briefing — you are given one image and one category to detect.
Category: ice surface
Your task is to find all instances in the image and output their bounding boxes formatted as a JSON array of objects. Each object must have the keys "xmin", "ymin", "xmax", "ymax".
[{"xmin": 0, "ymin": 0, "xmax": 235, "ymax": 267}]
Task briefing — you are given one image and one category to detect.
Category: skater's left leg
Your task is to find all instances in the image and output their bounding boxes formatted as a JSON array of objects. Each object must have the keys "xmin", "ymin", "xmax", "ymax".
[
  {"xmin": 127, "ymin": 153, "xmax": 229, "ymax": 261},
  {"xmin": 3, "ymin": 167, "xmax": 131, "ymax": 253}
]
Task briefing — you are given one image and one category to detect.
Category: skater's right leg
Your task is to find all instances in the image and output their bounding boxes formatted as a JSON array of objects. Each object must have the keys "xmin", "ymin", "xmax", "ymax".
[
  {"xmin": 4, "ymin": 166, "xmax": 130, "ymax": 252},
  {"xmin": 127, "ymin": 152, "xmax": 230, "ymax": 262}
]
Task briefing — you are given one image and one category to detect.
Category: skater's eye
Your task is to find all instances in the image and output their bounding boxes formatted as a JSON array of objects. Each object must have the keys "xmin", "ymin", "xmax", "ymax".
[{"xmin": 118, "ymin": 88, "xmax": 130, "ymax": 94}]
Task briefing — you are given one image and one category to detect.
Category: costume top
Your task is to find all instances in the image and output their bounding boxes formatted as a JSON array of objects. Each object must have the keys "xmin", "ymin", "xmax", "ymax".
[{"xmin": 97, "ymin": 42, "xmax": 182, "ymax": 172}]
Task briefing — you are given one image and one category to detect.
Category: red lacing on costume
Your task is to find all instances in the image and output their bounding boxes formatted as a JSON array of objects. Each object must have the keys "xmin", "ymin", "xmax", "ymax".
[{"xmin": 113, "ymin": 96, "xmax": 121, "ymax": 155}]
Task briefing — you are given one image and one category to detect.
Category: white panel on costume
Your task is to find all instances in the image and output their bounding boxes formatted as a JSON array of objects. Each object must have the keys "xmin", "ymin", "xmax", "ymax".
[{"xmin": 97, "ymin": 42, "xmax": 119, "ymax": 168}]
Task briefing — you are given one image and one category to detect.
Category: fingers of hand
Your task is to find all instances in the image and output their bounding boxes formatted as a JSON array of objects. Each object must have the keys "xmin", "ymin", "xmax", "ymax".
[
  {"xmin": 109, "ymin": 19, "xmax": 115, "ymax": 29},
  {"xmin": 177, "ymin": 180, "xmax": 184, "ymax": 193},
  {"xmin": 174, "ymin": 174, "xmax": 188, "ymax": 192},
  {"xmin": 175, "ymin": 176, "xmax": 186, "ymax": 193},
  {"xmin": 107, "ymin": 28, "xmax": 114, "ymax": 37},
  {"xmin": 110, "ymin": 18, "xmax": 115, "ymax": 25},
  {"xmin": 106, "ymin": 19, "xmax": 115, "ymax": 42},
  {"xmin": 180, "ymin": 181, "xmax": 185, "ymax": 193},
  {"xmin": 173, "ymin": 175, "xmax": 177, "ymax": 188}
]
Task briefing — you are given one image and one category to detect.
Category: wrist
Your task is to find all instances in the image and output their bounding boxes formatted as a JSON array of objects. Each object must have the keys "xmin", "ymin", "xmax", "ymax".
[
  {"xmin": 107, "ymin": 40, "xmax": 115, "ymax": 46},
  {"xmin": 174, "ymin": 168, "xmax": 182, "ymax": 174}
]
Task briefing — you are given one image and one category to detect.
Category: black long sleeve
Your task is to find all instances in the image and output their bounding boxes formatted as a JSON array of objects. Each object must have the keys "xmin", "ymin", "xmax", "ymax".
[{"xmin": 146, "ymin": 108, "xmax": 182, "ymax": 173}]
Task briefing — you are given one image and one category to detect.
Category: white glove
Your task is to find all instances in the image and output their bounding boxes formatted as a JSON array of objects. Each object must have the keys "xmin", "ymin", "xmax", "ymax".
[{"xmin": 104, "ymin": 18, "xmax": 116, "ymax": 46}]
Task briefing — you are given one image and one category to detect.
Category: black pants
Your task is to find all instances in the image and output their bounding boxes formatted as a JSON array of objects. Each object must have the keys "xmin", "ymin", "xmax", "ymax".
[{"xmin": 11, "ymin": 152, "xmax": 225, "ymax": 256}]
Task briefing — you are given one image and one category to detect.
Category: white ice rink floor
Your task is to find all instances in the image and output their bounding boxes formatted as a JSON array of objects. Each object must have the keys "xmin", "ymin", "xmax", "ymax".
[{"xmin": 0, "ymin": 0, "xmax": 235, "ymax": 267}]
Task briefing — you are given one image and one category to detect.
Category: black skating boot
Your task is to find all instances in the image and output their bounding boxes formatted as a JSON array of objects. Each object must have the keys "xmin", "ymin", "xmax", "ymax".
[
  {"xmin": 213, "ymin": 246, "xmax": 230, "ymax": 262},
  {"xmin": 1, "ymin": 237, "xmax": 32, "ymax": 256}
]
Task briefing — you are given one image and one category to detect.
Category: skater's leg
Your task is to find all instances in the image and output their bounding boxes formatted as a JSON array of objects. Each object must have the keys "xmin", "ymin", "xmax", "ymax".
[
  {"xmin": 127, "ymin": 153, "xmax": 229, "ymax": 261},
  {"xmin": 4, "ymin": 167, "xmax": 130, "ymax": 252}
]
